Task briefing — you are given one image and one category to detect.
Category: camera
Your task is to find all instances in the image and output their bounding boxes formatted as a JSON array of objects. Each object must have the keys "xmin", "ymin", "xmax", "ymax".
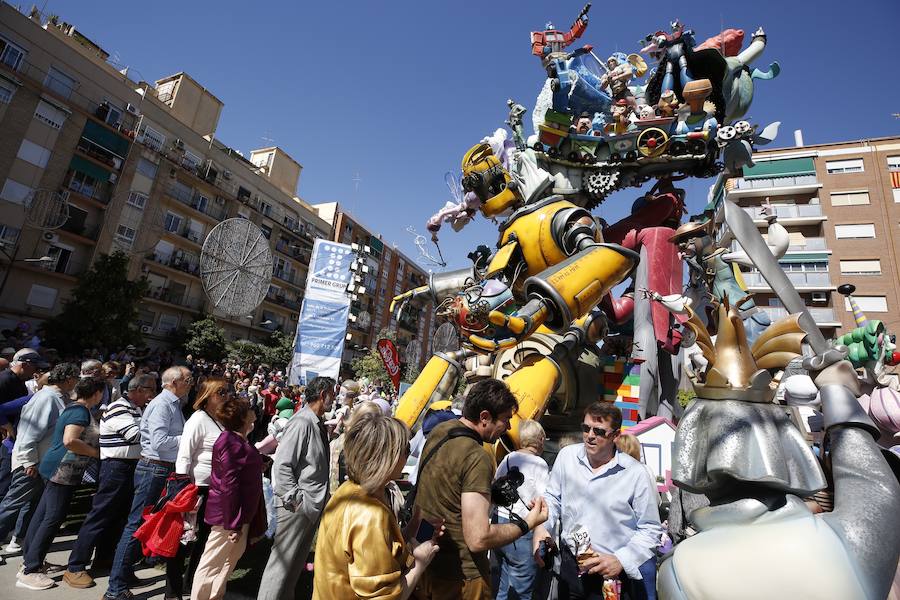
[{"xmin": 491, "ymin": 465, "xmax": 524, "ymax": 507}]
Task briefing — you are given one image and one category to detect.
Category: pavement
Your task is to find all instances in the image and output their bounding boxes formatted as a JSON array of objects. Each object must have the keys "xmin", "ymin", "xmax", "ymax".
[{"xmin": 0, "ymin": 534, "xmax": 261, "ymax": 600}]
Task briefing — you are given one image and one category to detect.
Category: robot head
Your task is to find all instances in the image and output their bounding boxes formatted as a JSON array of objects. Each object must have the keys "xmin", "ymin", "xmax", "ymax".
[
  {"xmin": 545, "ymin": 21, "xmax": 555, "ymax": 30},
  {"xmin": 461, "ymin": 143, "xmax": 521, "ymax": 218}
]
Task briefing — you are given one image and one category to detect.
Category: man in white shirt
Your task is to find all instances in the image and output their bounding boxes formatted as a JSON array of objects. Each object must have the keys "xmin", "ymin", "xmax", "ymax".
[
  {"xmin": 534, "ymin": 402, "xmax": 662, "ymax": 600},
  {"xmin": 64, "ymin": 374, "xmax": 155, "ymax": 588}
]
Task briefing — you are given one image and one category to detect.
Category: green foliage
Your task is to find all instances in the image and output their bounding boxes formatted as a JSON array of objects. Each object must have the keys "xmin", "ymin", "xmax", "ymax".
[
  {"xmin": 182, "ymin": 315, "xmax": 227, "ymax": 362},
  {"xmin": 403, "ymin": 359, "xmax": 421, "ymax": 385},
  {"xmin": 350, "ymin": 328, "xmax": 396, "ymax": 385},
  {"xmin": 42, "ymin": 252, "xmax": 148, "ymax": 355},
  {"xmin": 225, "ymin": 330, "xmax": 295, "ymax": 370},
  {"xmin": 677, "ymin": 389, "xmax": 697, "ymax": 408}
]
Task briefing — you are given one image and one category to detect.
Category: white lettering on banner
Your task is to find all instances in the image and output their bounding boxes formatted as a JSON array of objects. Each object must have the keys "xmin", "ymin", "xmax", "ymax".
[{"xmin": 378, "ymin": 344, "xmax": 400, "ymax": 378}]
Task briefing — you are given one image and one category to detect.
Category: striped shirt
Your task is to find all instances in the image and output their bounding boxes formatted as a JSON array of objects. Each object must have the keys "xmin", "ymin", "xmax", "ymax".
[{"xmin": 100, "ymin": 397, "xmax": 142, "ymax": 460}]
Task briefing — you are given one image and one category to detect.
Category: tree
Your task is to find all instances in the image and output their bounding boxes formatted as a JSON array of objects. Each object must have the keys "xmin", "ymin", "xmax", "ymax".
[
  {"xmin": 182, "ymin": 315, "xmax": 228, "ymax": 362},
  {"xmin": 350, "ymin": 328, "xmax": 395, "ymax": 385},
  {"xmin": 42, "ymin": 252, "xmax": 148, "ymax": 355},
  {"xmin": 225, "ymin": 330, "xmax": 295, "ymax": 370},
  {"xmin": 266, "ymin": 330, "xmax": 295, "ymax": 369}
]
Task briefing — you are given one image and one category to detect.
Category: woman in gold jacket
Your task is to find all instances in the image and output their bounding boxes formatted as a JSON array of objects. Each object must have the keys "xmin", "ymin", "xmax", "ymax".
[{"xmin": 313, "ymin": 412, "xmax": 440, "ymax": 599}]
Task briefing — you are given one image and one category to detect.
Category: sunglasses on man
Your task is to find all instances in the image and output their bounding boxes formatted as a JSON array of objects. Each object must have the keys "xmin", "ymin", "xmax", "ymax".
[{"xmin": 581, "ymin": 423, "xmax": 616, "ymax": 438}]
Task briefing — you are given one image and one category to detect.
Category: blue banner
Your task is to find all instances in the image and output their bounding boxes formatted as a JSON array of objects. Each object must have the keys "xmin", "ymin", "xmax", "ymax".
[{"xmin": 288, "ymin": 240, "xmax": 354, "ymax": 385}]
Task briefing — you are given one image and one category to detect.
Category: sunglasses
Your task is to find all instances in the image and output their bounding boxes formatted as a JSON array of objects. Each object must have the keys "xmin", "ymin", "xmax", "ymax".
[{"xmin": 581, "ymin": 424, "xmax": 616, "ymax": 438}]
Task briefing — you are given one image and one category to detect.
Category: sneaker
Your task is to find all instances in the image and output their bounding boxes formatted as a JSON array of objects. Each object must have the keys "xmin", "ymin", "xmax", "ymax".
[
  {"xmin": 4, "ymin": 537, "xmax": 21, "ymax": 553},
  {"xmin": 102, "ymin": 591, "xmax": 134, "ymax": 600},
  {"xmin": 0, "ymin": 555, "xmax": 4, "ymax": 566},
  {"xmin": 42, "ymin": 561, "xmax": 65, "ymax": 574},
  {"xmin": 63, "ymin": 569, "xmax": 94, "ymax": 588},
  {"xmin": 16, "ymin": 571, "xmax": 56, "ymax": 590}
]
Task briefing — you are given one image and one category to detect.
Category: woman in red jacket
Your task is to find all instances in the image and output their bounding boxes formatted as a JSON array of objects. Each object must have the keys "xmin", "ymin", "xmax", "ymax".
[{"xmin": 190, "ymin": 398, "xmax": 266, "ymax": 600}]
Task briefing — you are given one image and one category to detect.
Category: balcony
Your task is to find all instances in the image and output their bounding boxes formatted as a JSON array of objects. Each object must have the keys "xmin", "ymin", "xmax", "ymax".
[
  {"xmin": 166, "ymin": 184, "xmax": 227, "ymax": 221},
  {"xmin": 65, "ymin": 178, "xmax": 111, "ymax": 205},
  {"xmin": 727, "ymin": 174, "xmax": 822, "ymax": 198},
  {"xmin": 742, "ymin": 271, "xmax": 834, "ymax": 290},
  {"xmin": 59, "ymin": 221, "xmax": 100, "ymax": 242},
  {"xmin": 147, "ymin": 252, "xmax": 201, "ymax": 277},
  {"xmin": 273, "ymin": 268, "xmax": 297, "ymax": 286},
  {"xmin": 730, "ymin": 236, "xmax": 829, "ymax": 254},
  {"xmin": 75, "ymin": 138, "xmax": 123, "ymax": 171},
  {"xmin": 175, "ymin": 226, "xmax": 203, "ymax": 245},
  {"xmin": 265, "ymin": 290, "xmax": 302, "ymax": 311},
  {"xmin": 759, "ymin": 306, "xmax": 840, "ymax": 326},
  {"xmin": 741, "ymin": 203, "xmax": 825, "ymax": 222},
  {"xmin": 144, "ymin": 286, "xmax": 202, "ymax": 310}
]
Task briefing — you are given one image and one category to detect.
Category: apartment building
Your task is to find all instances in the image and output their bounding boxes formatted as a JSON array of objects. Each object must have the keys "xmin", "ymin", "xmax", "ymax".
[
  {"xmin": 708, "ymin": 133, "xmax": 900, "ymax": 337},
  {"xmin": 313, "ymin": 202, "xmax": 434, "ymax": 372},
  {"xmin": 0, "ymin": 6, "xmax": 331, "ymax": 343}
]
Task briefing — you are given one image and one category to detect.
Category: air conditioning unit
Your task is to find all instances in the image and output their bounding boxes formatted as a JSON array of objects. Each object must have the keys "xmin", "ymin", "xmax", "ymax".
[
  {"xmin": 222, "ymin": 170, "xmax": 232, "ymax": 180},
  {"xmin": 108, "ymin": 172, "xmax": 118, "ymax": 183},
  {"xmin": 140, "ymin": 325, "xmax": 152, "ymax": 334},
  {"xmin": 42, "ymin": 232, "xmax": 58, "ymax": 243},
  {"xmin": 172, "ymin": 138, "xmax": 185, "ymax": 151},
  {"xmin": 811, "ymin": 291, "xmax": 828, "ymax": 303},
  {"xmin": 125, "ymin": 103, "xmax": 140, "ymax": 115}
]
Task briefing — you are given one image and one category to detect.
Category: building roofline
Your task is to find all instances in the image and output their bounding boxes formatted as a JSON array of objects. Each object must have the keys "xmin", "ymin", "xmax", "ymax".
[
  {"xmin": 155, "ymin": 71, "xmax": 225, "ymax": 105},
  {"xmin": 755, "ymin": 134, "xmax": 900, "ymax": 154}
]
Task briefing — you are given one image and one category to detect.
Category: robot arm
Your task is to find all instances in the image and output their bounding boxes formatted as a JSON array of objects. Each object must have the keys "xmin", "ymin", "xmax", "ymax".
[
  {"xmin": 563, "ymin": 3, "xmax": 591, "ymax": 45},
  {"xmin": 468, "ymin": 244, "xmax": 638, "ymax": 352}
]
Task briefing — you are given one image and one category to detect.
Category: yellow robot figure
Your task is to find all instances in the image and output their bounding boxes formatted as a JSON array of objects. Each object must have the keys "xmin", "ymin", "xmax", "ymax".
[
  {"xmin": 393, "ymin": 142, "xmax": 638, "ymax": 447},
  {"xmin": 457, "ymin": 142, "xmax": 638, "ymax": 352}
]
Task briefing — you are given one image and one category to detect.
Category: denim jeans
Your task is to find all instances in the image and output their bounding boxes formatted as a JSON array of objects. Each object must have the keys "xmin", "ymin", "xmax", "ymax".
[
  {"xmin": 0, "ymin": 466, "xmax": 44, "ymax": 541},
  {"xmin": 106, "ymin": 459, "xmax": 172, "ymax": 596},
  {"xmin": 22, "ymin": 481, "xmax": 75, "ymax": 573},
  {"xmin": 0, "ymin": 444, "xmax": 12, "ymax": 501},
  {"xmin": 496, "ymin": 515, "xmax": 537, "ymax": 600},
  {"xmin": 67, "ymin": 458, "xmax": 137, "ymax": 572}
]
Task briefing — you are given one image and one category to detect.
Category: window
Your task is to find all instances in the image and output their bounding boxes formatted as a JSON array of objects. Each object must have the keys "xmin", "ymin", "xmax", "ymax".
[
  {"xmin": 25, "ymin": 284, "xmax": 57, "ymax": 309},
  {"xmin": 844, "ymin": 296, "xmax": 887, "ymax": 313},
  {"xmin": 164, "ymin": 212, "xmax": 183, "ymax": 233},
  {"xmin": 16, "ymin": 139, "xmax": 51, "ymax": 168},
  {"xmin": 67, "ymin": 170, "xmax": 99, "ymax": 198},
  {"xmin": 0, "ymin": 225, "xmax": 19, "ymax": 246},
  {"xmin": 194, "ymin": 194, "xmax": 209, "ymax": 213},
  {"xmin": 115, "ymin": 225, "xmax": 136, "ymax": 247},
  {"xmin": 136, "ymin": 158, "xmax": 157, "ymax": 179},
  {"xmin": 101, "ymin": 100, "xmax": 123, "ymax": 127},
  {"xmin": 182, "ymin": 150, "xmax": 201, "ymax": 171},
  {"xmin": 259, "ymin": 201, "xmax": 272, "ymax": 217},
  {"xmin": 834, "ymin": 223, "xmax": 875, "ymax": 239},
  {"xmin": 887, "ymin": 156, "xmax": 900, "ymax": 172},
  {"xmin": 0, "ymin": 36, "xmax": 26, "ymax": 70},
  {"xmin": 140, "ymin": 125, "xmax": 165, "ymax": 151},
  {"xmin": 260, "ymin": 224, "xmax": 272, "ymax": 239},
  {"xmin": 826, "ymin": 159, "xmax": 864, "ymax": 174},
  {"xmin": 0, "ymin": 178, "xmax": 32, "ymax": 204},
  {"xmin": 156, "ymin": 313, "xmax": 180, "ymax": 333},
  {"xmin": 156, "ymin": 80, "xmax": 176, "ymax": 103},
  {"xmin": 46, "ymin": 246, "xmax": 72, "ymax": 274},
  {"xmin": 127, "ymin": 191, "xmax": 147, "ymax": 209},
  {"xmin": 830, "ymin": 191, "xmax": 870, "ymax": 206},
  {"xmin": 0, "ymin": 79, "xmax": 15, "ymax": 104},
  {"xmin": 45, "ymin": 66, "xmax": 76, "ymax": 98},
  {"xmin": 34, "ymin": 100, "xmax": 66, "ymax": 129},
  {"xmin": 839, "ymin": 259, "xmax": 881, "ymax": 275}
]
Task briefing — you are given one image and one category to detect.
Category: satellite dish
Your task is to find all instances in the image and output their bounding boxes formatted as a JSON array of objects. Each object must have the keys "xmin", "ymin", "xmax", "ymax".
[
  {"xmin": 432, "ymin": 322, "xmax": 460, "ymax": 353},
  {"xmin": 357, "ymin": 311, "xmax": 371, "ymax": 329},
  {"xmin": 406, "ymin": 339, "xmax": 421, "ymax": 365},
  {"xmin": 200, "ymin": 218, "xmax": 273, "ymax": 317},
  {"xmin": 24, "ymin": 189, "xmax": 69, "ymax": 230}
]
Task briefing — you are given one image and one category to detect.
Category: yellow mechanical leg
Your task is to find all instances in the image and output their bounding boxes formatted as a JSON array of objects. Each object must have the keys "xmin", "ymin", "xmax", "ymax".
[
  {"xmin": 395, "ymin": 350, "xmax": 470, "ymax": 429},
  {"xmin": 502, "ymin": 355, "xmax": 561, "ymax": 452}
]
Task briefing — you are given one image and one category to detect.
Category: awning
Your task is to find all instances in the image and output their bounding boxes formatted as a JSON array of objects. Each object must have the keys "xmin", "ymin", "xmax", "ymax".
[
  {"xmin": 69, "ymin": 155, "xmax": 111, "ymax": 182},
  {"xmin": 743, "ymin": 157, "xmax": 816, "ymax": 180},
  {"xmin": 82, "ymin": 120, "xmax": 130, "ymax": 158}
]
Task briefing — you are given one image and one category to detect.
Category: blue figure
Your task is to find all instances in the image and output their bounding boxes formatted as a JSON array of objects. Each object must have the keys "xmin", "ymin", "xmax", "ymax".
[{"xmin": 551, "ymin": 50, "xmax": 613, "ymax": 117}]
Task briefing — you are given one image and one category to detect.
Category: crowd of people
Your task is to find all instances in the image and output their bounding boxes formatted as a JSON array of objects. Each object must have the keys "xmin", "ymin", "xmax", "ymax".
[{"xmin": 0, "ymin": 337, "xmax": 669, "ymax": 600}]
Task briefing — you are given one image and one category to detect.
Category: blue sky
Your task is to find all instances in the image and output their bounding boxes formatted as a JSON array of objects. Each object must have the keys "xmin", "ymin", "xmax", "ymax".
[{"xmin": 56, "ymin": 0, "xmax": 900, "ymax": 271}]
